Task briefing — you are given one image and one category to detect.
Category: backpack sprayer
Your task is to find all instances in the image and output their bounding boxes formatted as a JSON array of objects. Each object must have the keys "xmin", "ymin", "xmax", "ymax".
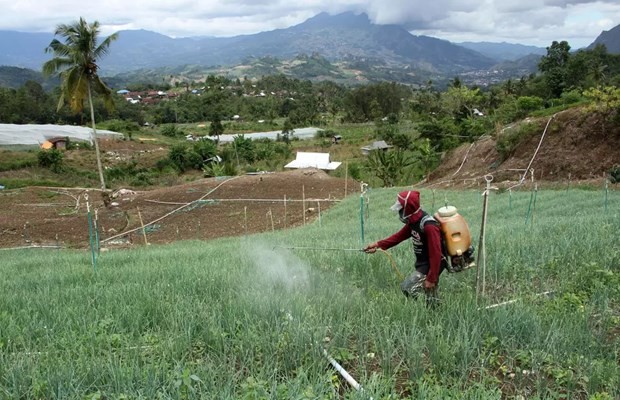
[{"xmin": 433, "ymin": 205, "xmax": 476, "ymax": 273}]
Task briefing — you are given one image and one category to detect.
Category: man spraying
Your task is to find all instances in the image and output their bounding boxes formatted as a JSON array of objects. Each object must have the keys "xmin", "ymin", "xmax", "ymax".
[{"xmin": 364, "ymin": 190, "xmax": 473, "ymax": 303}]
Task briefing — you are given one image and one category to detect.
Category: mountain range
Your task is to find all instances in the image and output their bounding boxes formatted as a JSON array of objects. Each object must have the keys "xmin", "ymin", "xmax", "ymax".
[{"xmin": 0, "ymin": 12, "xmax": 617, "ymax": 88}]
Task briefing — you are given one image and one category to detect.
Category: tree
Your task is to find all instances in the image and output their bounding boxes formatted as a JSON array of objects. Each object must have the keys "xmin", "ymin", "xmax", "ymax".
[
  {"xmin": 281, "ymin": 118, "xmax": 294, "ymax": 144},
  {"xmin": 538, "ymin": 41, "xmax": 571, "ymax": 98},
  {"xmin": 209, "ymin": 116, "xmax": 224, "ymax": 142},
  {"xmin": 366, "ymin": 149, "xmax": 413, "ymax": 187},
  {"xmin": 42, "ymin": 18, "xmax": 118, "ymax": 200}
]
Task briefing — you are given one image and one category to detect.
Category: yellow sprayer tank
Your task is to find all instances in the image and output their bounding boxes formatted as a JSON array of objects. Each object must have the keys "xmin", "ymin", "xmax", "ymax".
[{"xmin": 434, "ymin": 206, "xmax": 471, "ymax": 257}]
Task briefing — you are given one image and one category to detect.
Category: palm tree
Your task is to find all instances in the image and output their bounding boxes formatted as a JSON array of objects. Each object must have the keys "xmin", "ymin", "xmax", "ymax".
[{"xmin": 42, "ymin": 18, "xmax": 118, "ymax": 200}]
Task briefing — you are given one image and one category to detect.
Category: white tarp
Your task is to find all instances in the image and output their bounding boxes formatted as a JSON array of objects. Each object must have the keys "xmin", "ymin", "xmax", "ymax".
[
  {"xmin": 214, "ymin": 127, "xmax": 320, "ymax": 143},
  {"xmin": 285, "ymin": 151, "xmax": 342, "ymax": 170},
  {"xmin": 0, "ymin": 124, "xmax": 124, "ymax": 146}
]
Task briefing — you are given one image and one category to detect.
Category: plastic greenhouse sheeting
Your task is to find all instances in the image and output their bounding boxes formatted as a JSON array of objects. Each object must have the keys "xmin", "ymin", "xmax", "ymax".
[{"xmin": 0, "ymin": 124, "xmax": 123, "ymax": 146}]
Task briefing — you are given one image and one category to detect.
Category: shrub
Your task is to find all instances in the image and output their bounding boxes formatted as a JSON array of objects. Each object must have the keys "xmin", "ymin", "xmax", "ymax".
[
  {"xmin": 168, "ymin": 143, "xmax": 202, "ymax": 172},
  {"xmin": 160, "ymin": 124, "xmax": 184, "ymax": 138},
  {"xmin": 193, "ymin": 140, "xmax": 217, "ymax": 162},
  {"xmin": 609, "ymin": 165, "xmax": 620, "ymax": 184},
  {"xmin": 37, "ymin": 149, "xmax": 64, "ymax": 173},
  {"xmin": 496, "ymin": 122, "xmax": 538, "ymax": 161},
  {"xmin": 516, "ymin": 96, "xmax": 544, "ymax": 114},
  {"xmin": 315, "ymin": 129, "xmax": 338, "ymax": 139}
]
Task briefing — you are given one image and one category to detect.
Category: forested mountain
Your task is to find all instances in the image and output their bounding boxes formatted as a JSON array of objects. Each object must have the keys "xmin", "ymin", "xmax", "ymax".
[
  {"xmin": 589, "ymin": 23, "xmax": 620, "ymax": 54},
  {"xmin": 0, "ymin": 12, "xmax": 496, "ymax": 75}
]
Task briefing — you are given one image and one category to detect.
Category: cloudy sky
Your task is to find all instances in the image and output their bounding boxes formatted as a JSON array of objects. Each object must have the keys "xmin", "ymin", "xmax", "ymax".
[{"xmin": 1, "ymin": 0, "xmax": 618, "ymax": 48}]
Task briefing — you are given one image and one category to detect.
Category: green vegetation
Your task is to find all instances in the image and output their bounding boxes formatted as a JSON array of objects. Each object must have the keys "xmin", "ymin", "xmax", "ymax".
[
  {"xmin": 0, "ymin": 151, "xmax": 37, "ymax": 171},
  {"xmin": 495, "ymin": 121, "xmax": 541, "ymax": 161},
  {"xmin": 1, "ymin": 188, "xmax": 618, "ymax": 398},
  {"xmin": 37, "ymin": 148, "xmax": 64, "ymax": 173},
  {"xmin": 1, "ymin": 38, "xmax": 619, "ymax": 191},
  {"xmin": 42, "ymin": 17, "xmax": 119, "ymax": 193}
]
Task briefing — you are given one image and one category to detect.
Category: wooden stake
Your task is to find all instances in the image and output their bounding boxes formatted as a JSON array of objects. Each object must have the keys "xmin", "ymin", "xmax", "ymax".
[
  {"xmin": 344, "ymin": 160, "xmax": 348, "ymax": 197},
  {"xmin": 302, "ymin": 185, "xmax": 306, "ymax": 226},
  {"xmin": 284, "ymin": 195, "xmax": 287, "ymax": 228},
  {"xmin": 317, "ymin": 201, "xmax": 322, "ymax": 227},
  {"xmin": 137, "ymin": 207, "xmax": 149, "ymax": 245},
  {"xmin": 269, "ymin": 208, "xmax": 274, "ymax": 232},
  {"xmin": 244, "ymin": 206, "xmax": 248, "ymax": 236},
  {"xmin": 476, "ymin": 175, "xmax": 493, "ymax": 301}
]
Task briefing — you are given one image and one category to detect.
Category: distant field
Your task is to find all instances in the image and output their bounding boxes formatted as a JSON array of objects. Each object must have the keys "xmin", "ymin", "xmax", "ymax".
[{"xmin": 1, "ymin": 188, "xmax": 618, "ymax": 399}]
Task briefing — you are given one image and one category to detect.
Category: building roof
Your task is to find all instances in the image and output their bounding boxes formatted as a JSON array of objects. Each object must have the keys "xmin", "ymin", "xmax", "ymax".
[
  {"xmin": 361, "ymin": 140, "xmax": 393, "ymax": 151},
  {"xmin": 284, "ymin": 152, "xmax": 341, "ymax": 171}
]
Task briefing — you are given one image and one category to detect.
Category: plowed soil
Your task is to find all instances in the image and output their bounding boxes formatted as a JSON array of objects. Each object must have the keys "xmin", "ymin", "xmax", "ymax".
[{"xmin": 0, "ymin": 169, "xmax": 357, "ymax": 249}]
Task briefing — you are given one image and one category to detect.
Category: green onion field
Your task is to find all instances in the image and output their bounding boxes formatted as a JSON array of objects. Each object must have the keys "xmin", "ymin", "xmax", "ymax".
[{"xmin": 1, "ymin": 187, "xmax": 618, "ymax": 399}]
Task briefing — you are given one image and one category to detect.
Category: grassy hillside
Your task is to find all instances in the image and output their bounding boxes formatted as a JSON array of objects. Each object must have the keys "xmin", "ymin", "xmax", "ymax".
[{"xmin": 1, "ymin": 188, "xmax": 618, "ymax": 398}]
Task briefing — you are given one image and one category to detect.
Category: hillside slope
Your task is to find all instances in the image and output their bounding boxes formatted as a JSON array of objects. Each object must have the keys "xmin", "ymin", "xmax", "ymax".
[{"xmin": 429, "ymin": 107, "xmax": 620, "ymax": 187}]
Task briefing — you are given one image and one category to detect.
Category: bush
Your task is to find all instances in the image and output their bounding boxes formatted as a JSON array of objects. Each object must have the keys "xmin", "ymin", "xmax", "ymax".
[
  {"xmin": 168, "ymin": 143, "xmax": 202, "ymax": 172},
  {"xmin": 193, "ymin": 140, "xmax": 217, "ymax": 162},
  {"xmin": 609, "ymin": 165, "xmax": 620, "ymax": 184},
  {"xmin": 496, "ymin": 122, "xmax": 538, "ymax": 161},
  {"xmin": 160, "ymin": 124, "xmax": 184, "ymax": 138},
  {"xmin": 516, "ymin": 96, "xmax": 544, "ymax": 114},
  {"xmin": 37, "ymin": 149, "xmax": 64, "ymax": 173},
  {"xmin": 315, "ymin": 129, "xmax": 338, "ymax": 139}
]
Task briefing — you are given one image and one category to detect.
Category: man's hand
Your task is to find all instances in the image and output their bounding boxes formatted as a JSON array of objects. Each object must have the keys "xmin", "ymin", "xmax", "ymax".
[
  {"xmin": 363, "ymin": 243, "xmax": 379, "ymax": 253},
  {"xmin": 424, "ymin": 280, "xmax": 436, "ymax": 290}
]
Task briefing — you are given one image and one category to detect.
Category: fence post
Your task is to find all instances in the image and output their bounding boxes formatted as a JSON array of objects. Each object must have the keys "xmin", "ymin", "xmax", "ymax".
[
  {"xmin": 604, "ymin": 179, "xmax": 609, "ymax": 213},
  {"xmin": 85, "ymin": 193, "xmax": 97, "ymax": 272},
  {"xmin": 137, "ymin": 207, "xmax": 149, "ymax": 246},
  {"xmin": 284, "ymin": 195, "xmax": 287, "ymax": 228},
  {"xmin": 359, "ymin": 182, "xmax": 368, "ymax": 246},
  {"xmin": 302, "ymin": 185, "xmax": 306, "ymax": 226},
  {"xmin": 476, "ymin": 175, "xmax": 494, "ymax": 300}
]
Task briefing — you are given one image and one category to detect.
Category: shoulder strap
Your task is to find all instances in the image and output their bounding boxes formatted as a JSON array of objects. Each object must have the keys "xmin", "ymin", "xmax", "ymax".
[{"xmin": 419, "ymin": 214, "xmax": 437, "ymax": 231}]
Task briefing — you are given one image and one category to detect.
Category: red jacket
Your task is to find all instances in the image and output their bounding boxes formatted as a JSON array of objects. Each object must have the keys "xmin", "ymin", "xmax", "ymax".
[{"xmin": 377, "ymin": 191, "xmax": 443, "ymax": 285}]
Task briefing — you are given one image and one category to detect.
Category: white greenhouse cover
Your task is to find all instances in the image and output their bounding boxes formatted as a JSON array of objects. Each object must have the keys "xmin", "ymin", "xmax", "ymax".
[
  {"xmin": 284, "ymin": 152, "xmax": 341, "ymax": 171},
  {"xmin": 0, "ymin": 124, "xmax": 124, "ymax": 146},
  {"xmin": 214, "ymin": 127, "xmax": 320, "ymax": 143}
]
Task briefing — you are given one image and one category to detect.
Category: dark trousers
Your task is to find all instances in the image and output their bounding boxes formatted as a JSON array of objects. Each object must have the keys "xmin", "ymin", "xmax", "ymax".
[{"xmin": 400, "ymin": 261, "xmax": 447, "ymax": 306}]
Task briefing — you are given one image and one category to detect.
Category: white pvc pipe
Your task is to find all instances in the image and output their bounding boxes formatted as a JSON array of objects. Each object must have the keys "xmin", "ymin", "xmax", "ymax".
[
  {"xmin": 323, "ymin": 348, "xmax": 362, "ymax": 391},
  {"xmin": 479, "ymin": 291, "xmax": 554, "ymax": 310}
]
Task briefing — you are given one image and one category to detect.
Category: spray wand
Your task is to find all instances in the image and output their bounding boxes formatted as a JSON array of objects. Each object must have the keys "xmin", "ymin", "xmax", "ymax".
[{"xmin": 274, "ymin": 246, "xmax": 363, "ymax": 252}]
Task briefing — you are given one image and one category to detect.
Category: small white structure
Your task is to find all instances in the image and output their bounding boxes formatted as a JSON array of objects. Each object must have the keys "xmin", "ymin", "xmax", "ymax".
[{"xmin": 285, "ymin": 152, "xmax": 341, "ymax": 171}]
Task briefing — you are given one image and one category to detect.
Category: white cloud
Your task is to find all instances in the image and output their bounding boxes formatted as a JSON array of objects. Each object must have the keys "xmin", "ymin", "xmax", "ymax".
[{"xmin": 0, "ymin": 0, "xmax": 617, "ymax": 48}]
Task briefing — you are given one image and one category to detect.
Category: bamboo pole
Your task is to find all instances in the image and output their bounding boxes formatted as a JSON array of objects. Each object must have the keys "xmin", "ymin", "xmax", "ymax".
[
  {"xmin": 85, "ymin": 194, "xmax": 97, "ymax": 272},
  {"xmin": 284, "ymin": 195, "xmax": 287, "ymax": 228},
  {"xmin": 302, "ymin": 185, "xmax": 306, "ymax": 226},
  {"xmin": 94, "ymin": 208, "xmax": 100, "ymax": 254},
  {"xmin": 604, "ymin": 179, "xmax": 609, "ymax": 213},
  {"xmin": 269, "ymin": 208, "xmax": 274, "ymax": 232},
  {"xmin": 344, "ymin": 160, "xmax": 348, "ymax": 197},
  {"xmin": 244, "ymin": 206, "xmax": 248, "ymax": 236},
  {"xmin": 137, "ymin": 207, "xmax": 149, "ymax": 246},
  {"xmin": 476, "ymin": 175, "xmax": 493, "ymax": 300},
  {"xmin": 531, "ymin": 184, "xmax": 538, "ymax": 226}
]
